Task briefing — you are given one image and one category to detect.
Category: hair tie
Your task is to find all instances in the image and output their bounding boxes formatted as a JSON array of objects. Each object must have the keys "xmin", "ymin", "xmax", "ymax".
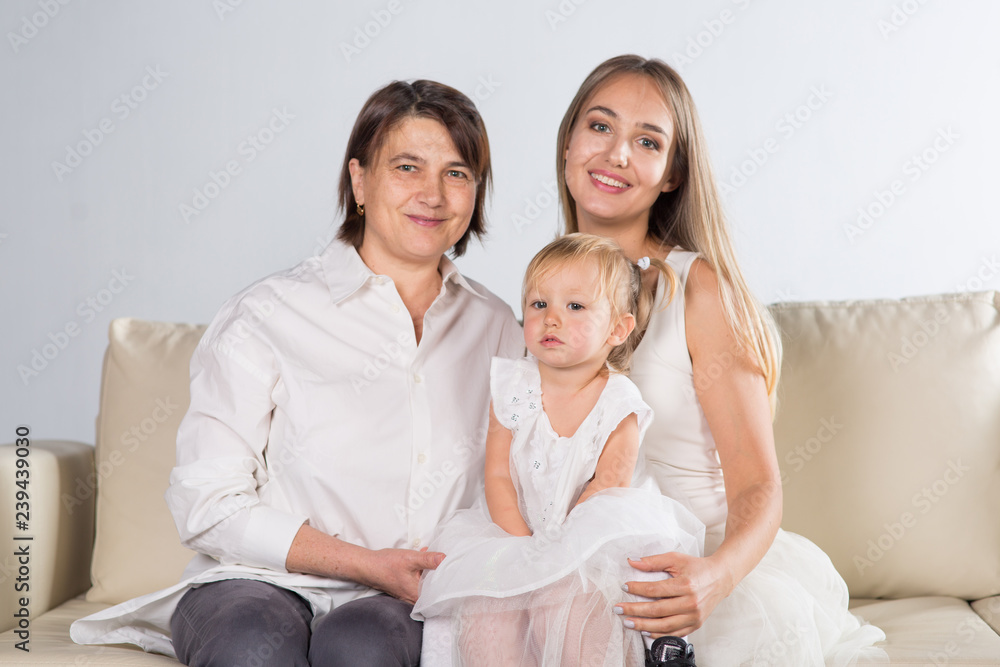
[{"xmin": 636, "ymin": 256, "xmax": 650, "ymax": 271}]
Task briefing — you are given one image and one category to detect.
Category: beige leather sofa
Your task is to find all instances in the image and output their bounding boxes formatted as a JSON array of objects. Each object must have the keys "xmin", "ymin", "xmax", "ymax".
[{"xmin": 2, "ymin": 291, "xmax": 999, "ymax": 665}]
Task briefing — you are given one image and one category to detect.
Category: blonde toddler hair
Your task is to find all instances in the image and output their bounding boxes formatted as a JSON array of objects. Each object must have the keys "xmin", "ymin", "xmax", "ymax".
[{"xmin": 523, "ymin": 233, "xmax": 675, "ymax": 374}]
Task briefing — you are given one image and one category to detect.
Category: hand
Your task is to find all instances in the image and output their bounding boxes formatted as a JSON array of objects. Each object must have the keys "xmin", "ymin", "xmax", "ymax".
[
  {"xmin": 615, "ymin": 551, "xmax": 733, "ymax": 637},
  {"xmin": 359, "ymin": 547, "xmax": 445, "ymax": 604}
]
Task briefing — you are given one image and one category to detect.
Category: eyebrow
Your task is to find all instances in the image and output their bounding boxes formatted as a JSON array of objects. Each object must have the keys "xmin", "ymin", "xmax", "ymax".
[{"xmin": 586, "ymin": 105, "xmax": 668, "ymax": 137}]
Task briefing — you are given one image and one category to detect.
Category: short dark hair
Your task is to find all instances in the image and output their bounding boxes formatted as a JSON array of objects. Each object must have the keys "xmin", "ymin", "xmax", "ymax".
[{"xmin": 337, "ymin": 80, "xmax": 492, "ymax": 257}]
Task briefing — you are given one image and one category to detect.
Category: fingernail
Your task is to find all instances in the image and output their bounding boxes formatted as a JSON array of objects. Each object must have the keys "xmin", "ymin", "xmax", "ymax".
[
  {"xmin": 613, "ymin": 606, "xmax": 624, "ymax": 615},
  {"xmin": 621, "ymin": 583, "xmax": 629, "ymax": 592},
  {"xmin": 623, "ymin": 620, "xmax": 635, "ymax": 629},
  {"xmin": 641, "ymin": 631, "xmax": 651, "ymax": 637}
]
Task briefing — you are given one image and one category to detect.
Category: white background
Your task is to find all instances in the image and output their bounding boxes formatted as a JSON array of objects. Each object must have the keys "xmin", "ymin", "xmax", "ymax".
[{"xmin": 2, "ymin": 0, "xmax": 998, "ymax": 444}]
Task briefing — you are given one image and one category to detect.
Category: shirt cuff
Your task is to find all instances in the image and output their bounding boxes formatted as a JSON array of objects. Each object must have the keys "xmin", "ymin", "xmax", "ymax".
[{"xmin": 239, "ymin": 504, "xmax": 310, "ymax": 572}]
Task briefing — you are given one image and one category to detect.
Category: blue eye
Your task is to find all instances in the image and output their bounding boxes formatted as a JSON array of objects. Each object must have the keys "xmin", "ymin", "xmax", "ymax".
[
  {"xmin": 591, "ymin": 122, "xmax": 610, "ymax": 133},
  {"xmin": 447, "ymin": 170, "xmax": 468, "ymax": 179},
  {"xmin": 398, "ymin": 164, "xmax": 415, "ymax": 172},
  {"xmin": 640, "ymin": 138, "xmax": 659, "ymax": 150}
]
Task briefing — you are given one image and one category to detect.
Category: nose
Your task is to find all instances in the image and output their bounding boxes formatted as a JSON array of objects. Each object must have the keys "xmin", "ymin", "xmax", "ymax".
[
  {"xmin": 544, "ymin": 309, "xmax": 560, "ymax": 327},
  {"xmin": 417, "ymin": 173, "xmax": 445, "ymax": 208},
  {"xmin": 609, "ymin": 136, "xmax": 630, "ymax": 168}
]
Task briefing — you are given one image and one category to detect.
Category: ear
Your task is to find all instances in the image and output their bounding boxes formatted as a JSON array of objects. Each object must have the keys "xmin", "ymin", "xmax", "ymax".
[
  {"xmin": 607, "ymin": 313, "xmax": 636, "ymax": 347},
  {"xmin": 660, "ymin": 167, "xmax": 682, "ymax": 194},
  {"xmin": 348, "ymin": 158, "xmax": 365, "ymax": 206}
]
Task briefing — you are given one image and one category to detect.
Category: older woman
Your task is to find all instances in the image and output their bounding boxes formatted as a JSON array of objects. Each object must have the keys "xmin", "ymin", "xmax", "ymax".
[{"xmin": 71, "ymin": 80, "xmax": 521, "ymax": 666}]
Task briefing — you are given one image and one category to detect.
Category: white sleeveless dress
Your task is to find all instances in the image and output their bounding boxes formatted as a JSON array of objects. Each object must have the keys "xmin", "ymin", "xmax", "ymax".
[
  {"xmin": 414, "ymin": 356, "xmax": 705, "ymax": 666},
  {"xmin": 630, "ymin": 249, "xmax": 888, "ymax": 666}
]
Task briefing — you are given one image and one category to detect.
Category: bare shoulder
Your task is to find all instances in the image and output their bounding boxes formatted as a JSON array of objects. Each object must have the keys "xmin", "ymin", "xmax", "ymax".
[{"xmin": 684, "ymin": 259, "xmax": 732, "ymax": 358}]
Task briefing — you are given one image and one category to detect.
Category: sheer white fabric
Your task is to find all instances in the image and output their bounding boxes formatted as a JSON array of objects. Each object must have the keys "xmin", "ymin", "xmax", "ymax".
[{"xmin": 414, "ymin": 357, "xmax": 705, "ymax": 666}]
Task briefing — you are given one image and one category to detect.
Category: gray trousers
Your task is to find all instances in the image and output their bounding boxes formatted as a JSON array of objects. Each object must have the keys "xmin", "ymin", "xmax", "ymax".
[{"xmin": 170, "ymin": 579, "xmax": 423, "ymax": 666}]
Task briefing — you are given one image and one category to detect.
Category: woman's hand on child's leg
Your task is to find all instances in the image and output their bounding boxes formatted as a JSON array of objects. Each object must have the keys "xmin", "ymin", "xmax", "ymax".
[{"xmin": 614, "ymin": 551, "xmax": 730, "ymax": 637}]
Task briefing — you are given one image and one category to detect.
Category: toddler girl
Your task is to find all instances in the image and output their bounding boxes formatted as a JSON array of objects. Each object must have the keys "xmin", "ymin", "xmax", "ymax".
[{"xmin": 413, "ymin": 233, "xmax": 704, "ymax": 666}]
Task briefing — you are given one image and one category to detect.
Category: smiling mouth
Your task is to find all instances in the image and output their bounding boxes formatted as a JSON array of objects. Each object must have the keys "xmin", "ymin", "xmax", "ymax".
[
  {"xmin": 589, "ymin": 171, "xmax": 631, "ymax": 191},
  {"xmin": 407, "ymin": 214, "xmax": 446, "ymax": 227}
]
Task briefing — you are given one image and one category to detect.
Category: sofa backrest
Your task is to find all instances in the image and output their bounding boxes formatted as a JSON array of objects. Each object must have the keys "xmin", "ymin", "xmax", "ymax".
[{"xmin": 770, "ymin": 291, "xmax": 1000, "ymax": 600}]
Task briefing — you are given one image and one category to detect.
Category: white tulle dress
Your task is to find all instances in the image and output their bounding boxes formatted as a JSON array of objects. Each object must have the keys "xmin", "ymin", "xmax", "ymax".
[
  {"xmin": 413, "ymin": 356, "xmax": 705, "ymax": 666},
  {"xmin": 628, "ymin": 248, "xmax": 888, "ymax": 666}
]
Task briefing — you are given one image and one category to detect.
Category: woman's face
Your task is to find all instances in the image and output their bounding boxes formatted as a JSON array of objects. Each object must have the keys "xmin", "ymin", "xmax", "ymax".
[
  {"xmin": 350, "ymin": 116, "xmax": 477, "ymax": 268},
  {"xmin": 563, "ymin": 73, "xmax": 678, "ymax": 233}
]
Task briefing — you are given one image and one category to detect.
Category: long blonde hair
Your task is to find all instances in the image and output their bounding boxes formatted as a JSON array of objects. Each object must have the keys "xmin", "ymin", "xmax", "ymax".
[
  {"xmin": 523, "ymin": 233, "xmax": 675, "ymax": 375},
  {"xmin": 556, "ymin": 55, "xmax": 782, "ymax": 408}
]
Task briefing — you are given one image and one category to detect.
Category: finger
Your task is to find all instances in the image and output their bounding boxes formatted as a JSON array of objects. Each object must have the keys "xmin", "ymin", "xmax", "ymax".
[
  {"xmin": 413, "ymin": 550, "xmax": 446, "ymax": 570},
  {"xmin": 622, "ymin": 575, "xmax": 689, "ymax": 600},
  {"xmin": 627, "ymin": 551, "xmax": 688, "ymax": 572},
  {"xmin": 616, "ymin": 595, "xmax": 693, "ymax": 621},
  {"xmin": 623, "ymin": 614, "xmax": 700, "ymax": 639}
]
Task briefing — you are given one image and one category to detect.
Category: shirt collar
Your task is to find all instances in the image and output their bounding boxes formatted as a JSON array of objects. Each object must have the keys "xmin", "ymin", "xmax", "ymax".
[{"xmin": 319, "ymin": 239, "xmax": 487, "ymax": 304}]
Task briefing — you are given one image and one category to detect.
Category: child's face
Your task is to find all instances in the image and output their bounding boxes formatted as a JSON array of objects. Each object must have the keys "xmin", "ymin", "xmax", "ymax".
[{"xmin": 523, "ymin": 260, "xmax": 628, "ymax": 372}]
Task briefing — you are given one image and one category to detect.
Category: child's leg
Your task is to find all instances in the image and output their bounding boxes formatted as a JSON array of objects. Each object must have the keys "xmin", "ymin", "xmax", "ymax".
[{"xmin": 457, "ymin": 601, "xmax": 534, "ymax": 667}]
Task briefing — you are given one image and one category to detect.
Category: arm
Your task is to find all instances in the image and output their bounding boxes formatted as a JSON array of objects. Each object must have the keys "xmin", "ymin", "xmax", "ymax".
[
  {"xmin": 284, "ymin": 524, "xmax": 443, "ymax": 605},
  {"xmin": 484, "ymin": 403, "xmax": 532, "ymax": 536},
  {"xmin": 619, "ymin": 259, "xmax": 782, "ymax": 636},
  {"xmin": 574, "ymin": 412, "xmax": 640, "ymax": 507}
]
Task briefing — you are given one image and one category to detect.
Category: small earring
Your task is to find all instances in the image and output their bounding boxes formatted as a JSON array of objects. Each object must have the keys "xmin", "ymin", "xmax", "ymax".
[{"xmin": 356, "ymin": 203, "xmax": 365, "ymax": 216}]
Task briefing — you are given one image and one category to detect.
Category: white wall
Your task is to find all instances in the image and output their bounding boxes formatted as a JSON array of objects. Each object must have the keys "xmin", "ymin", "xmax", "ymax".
[{"xmin": 2, "ymin": 0, "xmax": 998, "ymax": 444}]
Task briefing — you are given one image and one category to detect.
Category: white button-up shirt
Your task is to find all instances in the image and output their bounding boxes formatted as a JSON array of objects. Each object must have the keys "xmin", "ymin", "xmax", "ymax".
[{"xmin": 166, "ymin": 239, "xmax": 523, "ymax": 601}]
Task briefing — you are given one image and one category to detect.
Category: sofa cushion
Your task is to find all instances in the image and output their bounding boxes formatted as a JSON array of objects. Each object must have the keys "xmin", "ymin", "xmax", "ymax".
[
  {"xmin": 0, "ymin": 596, "xmax": 178, "ymax": 665},
  {"xmin": 973, "ymin": 596, "xmax": 1000, "ymax": 635},
  {"xmin": 87, "ymin": 319, "xmax": 206, "ymax": 604},
  {"xmin": 849, "ymin": 597, "xmax": 1000, "ymax": 665},
  {"xmin": 771, "ymin": 291, "xmax": 1000, "ymax": 600}
]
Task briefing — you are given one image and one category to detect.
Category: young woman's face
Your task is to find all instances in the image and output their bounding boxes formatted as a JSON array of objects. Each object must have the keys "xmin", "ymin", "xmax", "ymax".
[
  {"xmin": 350, "ymin": 116, "xmax": 477, "ymax": 268},
  {"xmin": 563, "ymin": 73, "xmax": 678, "ymax": 233},
  {"xmin": 523, "ymin": 260, "xmax": 625, "ymax": 372}
]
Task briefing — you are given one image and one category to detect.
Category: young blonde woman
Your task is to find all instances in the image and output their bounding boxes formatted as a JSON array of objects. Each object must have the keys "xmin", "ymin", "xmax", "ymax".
[{"xmin": 556, "ymin": 55, "xmax": 888, "ymax": 665}]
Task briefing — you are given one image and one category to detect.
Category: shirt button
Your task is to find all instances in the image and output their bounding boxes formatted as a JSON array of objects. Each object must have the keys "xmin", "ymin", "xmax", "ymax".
[
  {"xmin": 417, "ymin": 453, "xmax": 428, "ymax": 464},
  {"xmin": 412, "ymin": 538, "xmax": 421, "ymax": 548},
  {"xmin": 391, "ymin": 303, "xmax": 401, "ymax": 313},
  {"xmin": 375, "ymin": 276, "xmax": 385, "ymax": 285},
  {"xmin": 414, "ymin": 373, "xmax": 423, "ymax": 384}
]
